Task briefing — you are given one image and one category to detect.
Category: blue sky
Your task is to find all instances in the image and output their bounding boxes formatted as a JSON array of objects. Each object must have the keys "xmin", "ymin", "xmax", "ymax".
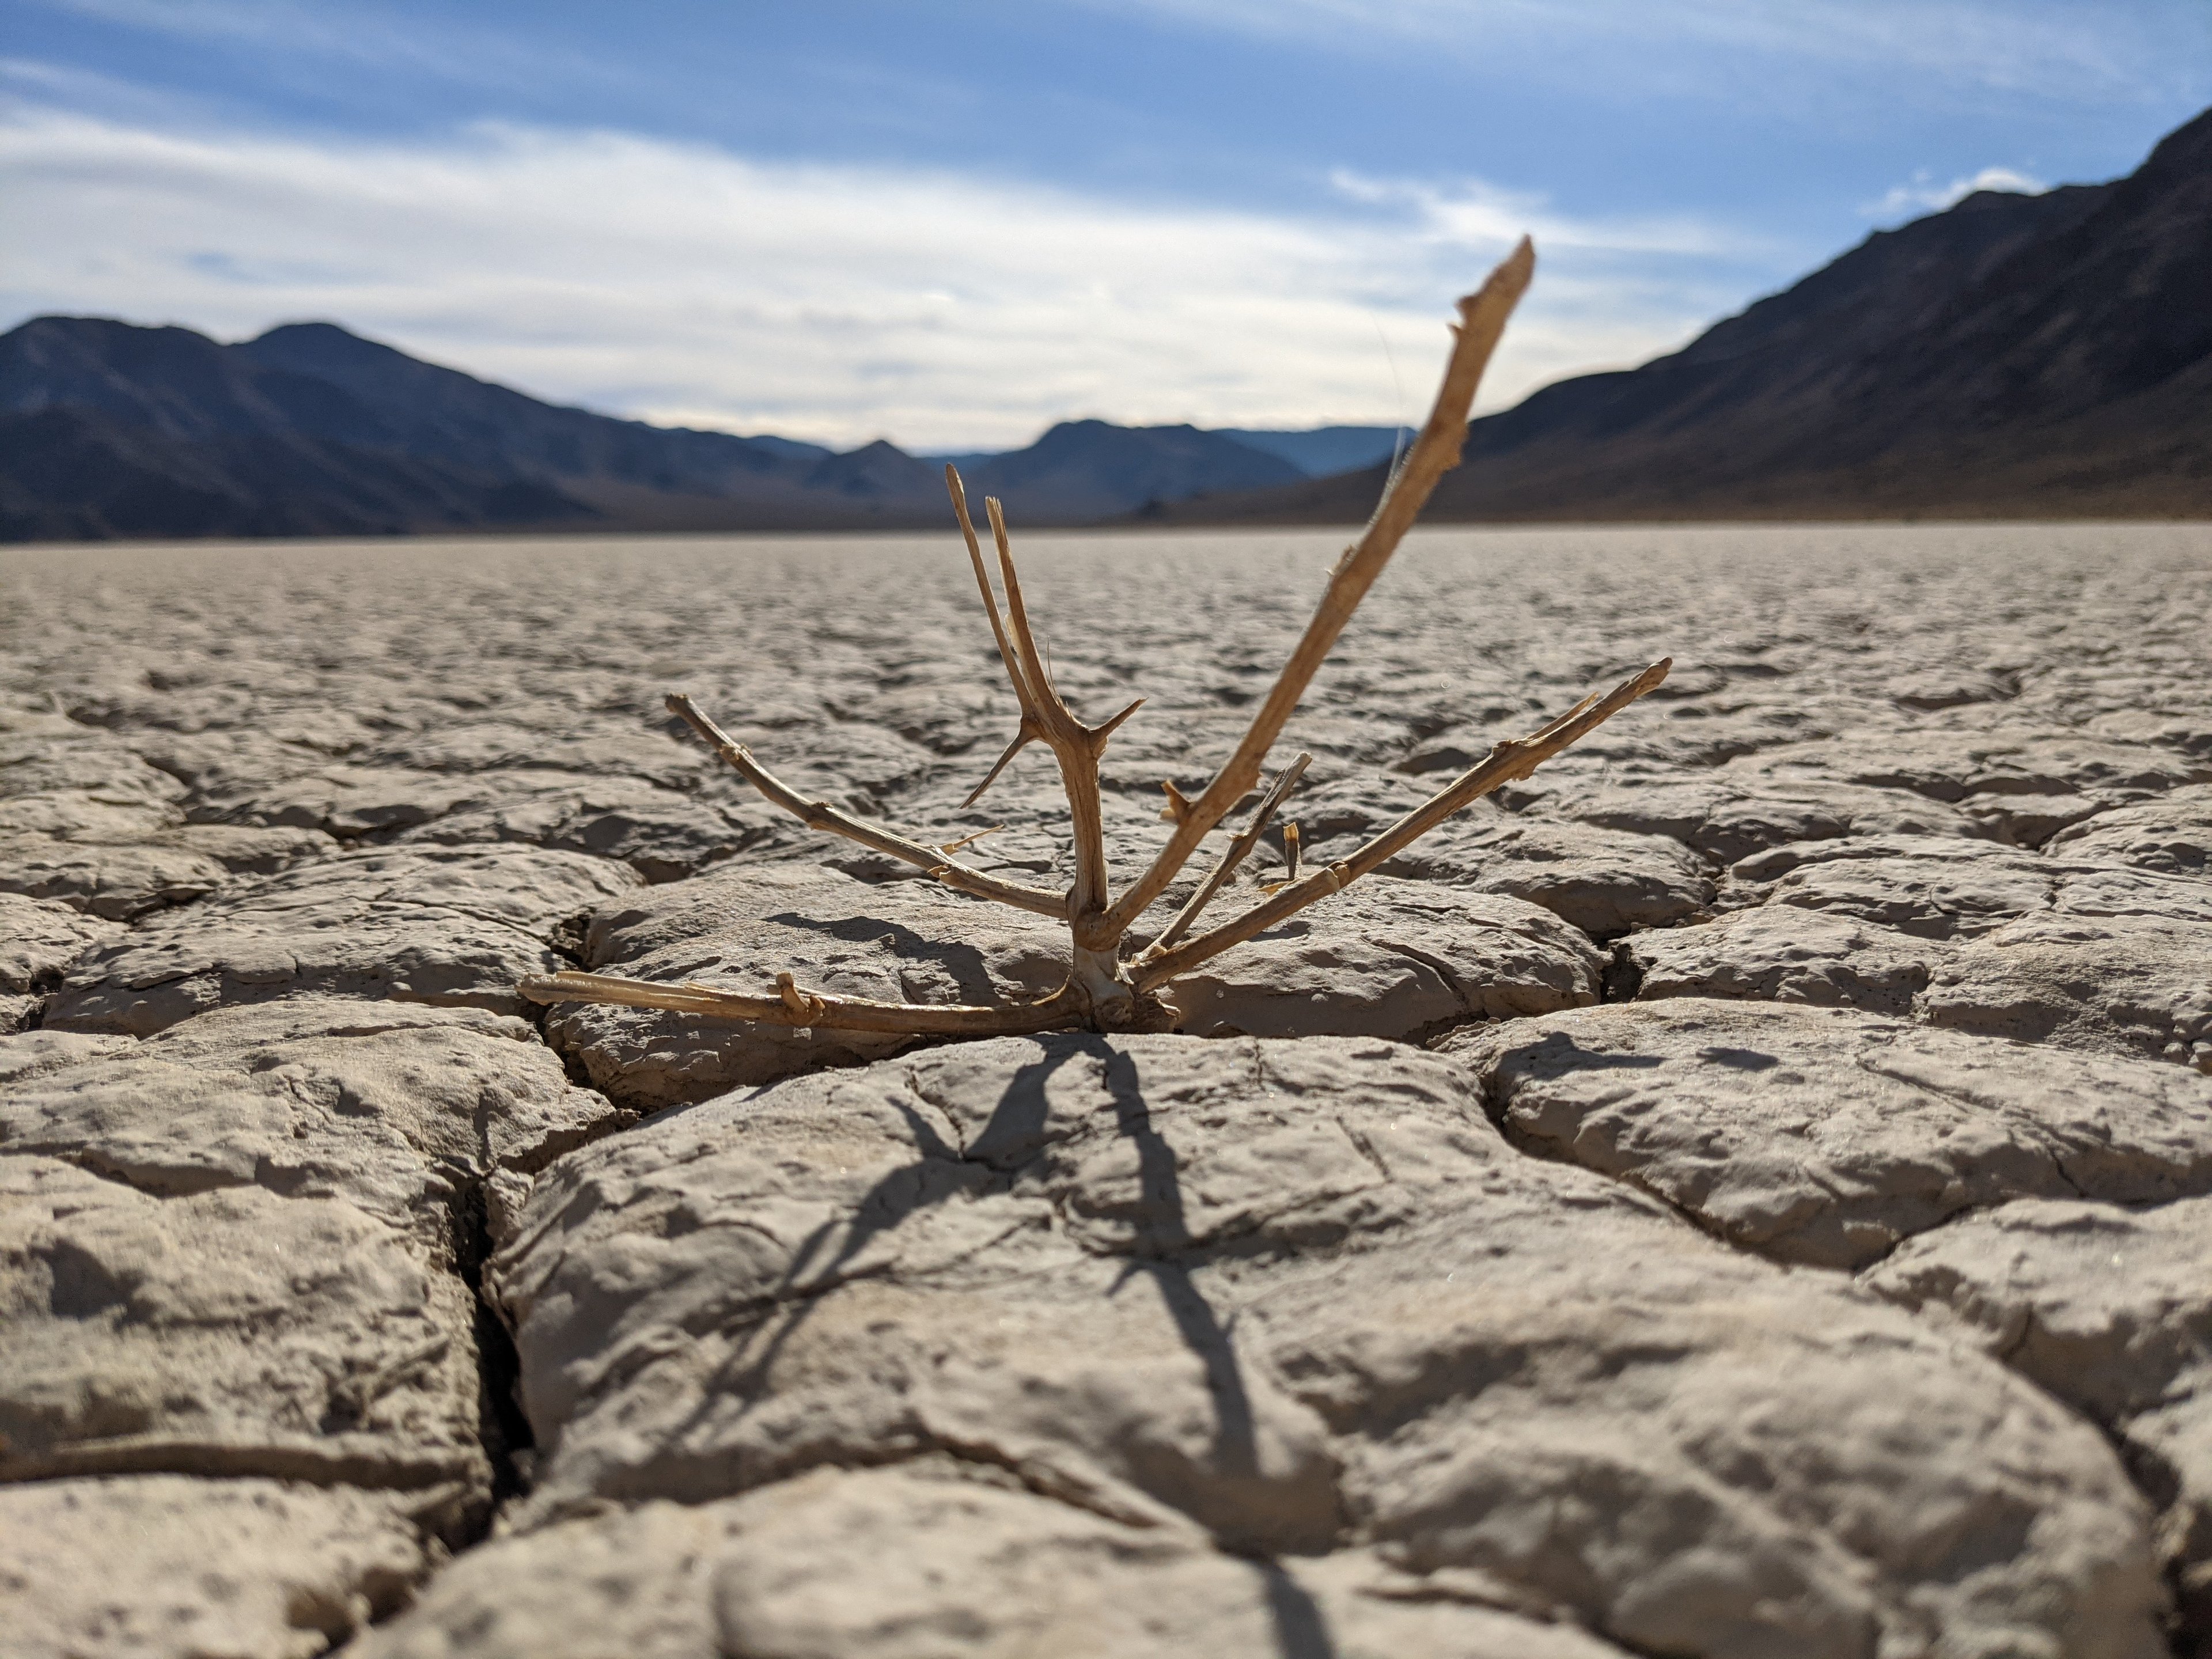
[{"xmin": 3, "ymin": 1, "xmax": 2206, "ymax": 448}]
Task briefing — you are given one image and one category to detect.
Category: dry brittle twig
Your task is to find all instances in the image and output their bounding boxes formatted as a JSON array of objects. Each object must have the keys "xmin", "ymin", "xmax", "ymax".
[{"xmin": 520, "ymin": 236, "xmax": 1672, "ymax": 1038}]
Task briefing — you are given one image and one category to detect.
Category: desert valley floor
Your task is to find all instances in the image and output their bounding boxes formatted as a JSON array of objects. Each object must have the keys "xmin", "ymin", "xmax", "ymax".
[{"xmin": 5, "ymin": 522, "xmax": 2211, "ymax": 1658}]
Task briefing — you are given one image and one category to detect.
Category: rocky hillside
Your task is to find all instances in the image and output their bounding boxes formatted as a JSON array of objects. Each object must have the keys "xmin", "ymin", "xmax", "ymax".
[
  {"xmin": 0, "ymin": 318, "xmax": 1336, "ymax": 540},
  {"xmin": 1171, "ymin": 105, "xmax": 2212, "ymax": 522},
  {"xmin": 5, "ymin": 522, "xmax": 2210, "ymax": 1654}
]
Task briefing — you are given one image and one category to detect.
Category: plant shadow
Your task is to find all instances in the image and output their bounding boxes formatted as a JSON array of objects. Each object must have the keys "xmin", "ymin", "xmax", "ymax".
[{"xmin": 704, "ymin": 1032, "xmax": 1342, "ymax": 1657}]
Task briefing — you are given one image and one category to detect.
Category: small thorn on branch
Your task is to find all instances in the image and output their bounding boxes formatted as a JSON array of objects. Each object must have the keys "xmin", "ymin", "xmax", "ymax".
[
  {"xmin": 1160, "ymin": 781, "xmax": 1194, "ymax": 823},
  {"xmin": 1263, "ymin": 821, "xmax": 1302, "ymax": 893},
  {"xmin": 1093, "ymin": 697, "xmax": 1145, "ymax": 743},
  {"xmin": 961, "ymin": 722, "xmax": 1037, "ymax": 808},
  {"xmin": 777, "ymin": 971, "xmax": 827, "ymax": 1022},
  {"xmin": 938, "ymin": 824, "xmax": 1005, "ymax": 855}
]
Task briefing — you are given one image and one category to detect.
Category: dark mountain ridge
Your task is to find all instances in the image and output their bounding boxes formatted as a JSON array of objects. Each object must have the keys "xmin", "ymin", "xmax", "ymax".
[
  {"xmin": 0, "ymin": 316, "xmax": 1356, "ymax": 540},
  {"xmin": 1169, "ymin": 106, "xmax": 2212, "ymax": 524}
]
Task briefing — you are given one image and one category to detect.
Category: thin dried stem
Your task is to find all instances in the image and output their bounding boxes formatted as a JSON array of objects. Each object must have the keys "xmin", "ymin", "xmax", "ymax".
[
  {"xmin": 946, "ymin": 466, "xmax": 1040, "ymax": 718},
  {"xmin": 1132, "ymin": 656, "xmax": 1670, "ymax": 989},
  {"xmin": 1088, "ymin": 237, "xmax": 1536, "ymax": 950},
  {"xmin": 1150, "ymin": 751, "xmax": 1310, "ymax": 952},
  {"xmin": 976, "ymin": 491, "xmax": 1132, "ymax": 1013},
  {"xmin": 985, "ymin": 497, "xmax": 1073, "ymax": 734},
  {"xmin": 946, "ymin": 467, "xmax": 1046, "ymax": 805},
  {"xmin": 519, "ymin": 969, "xmax": 1080, "ymax": 1036},
  {"xmin": 665, "ymin": 692, "xmax": 1066, "ymax": 919}
]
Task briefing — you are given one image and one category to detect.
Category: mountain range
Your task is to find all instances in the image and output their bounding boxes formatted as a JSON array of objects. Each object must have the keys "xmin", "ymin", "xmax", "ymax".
[
  {"xmin": 1169, "ymin": 104, "xmax": 2212, "ymax": 525},
  {"xmin": 0, "ymin": 315, "xmax": 1399, "ymax": 540},
  {"xmin": 3, "ymin": 104, "xmax": 2205, "ymax": 540}
]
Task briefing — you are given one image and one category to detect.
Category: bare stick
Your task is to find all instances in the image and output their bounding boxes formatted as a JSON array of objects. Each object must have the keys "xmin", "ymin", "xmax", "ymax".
[
  {"xmin": 947, "ymin": 468, "xmax": 1044, "ymax": 804},
  {"xmin": 1086, "ymin": 238, "xmax": 1536, "ymax": 950},
  {"xmin": 519, "ymin": 969, "xmax": 1081, "ymax": 1036},
  {"xmin": 665, "ymin": 693, "xmax": 1066, "ymax": 919},
  {"xmin": 978, "ymin": 495, "xmax": 1133, "ymax": 1012},
  {"xmin": 1149, "ymin": 751, "xmax": 1310, "ymax": 952},
  {"xmin": 1133, "ymin": 657, "xmax": 1669, "ymax": 988},
  {"xmin": 947, "ymin": 466, "xmax": 1040, "ymax": 718},
  {"xmin": 982, "ymin": 499, "xmax": 1132, "ymax": 790}
]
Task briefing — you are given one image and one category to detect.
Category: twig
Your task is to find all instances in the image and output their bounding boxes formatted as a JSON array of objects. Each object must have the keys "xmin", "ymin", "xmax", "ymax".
[
  {"xmin": 968, "ymin": 487, "xmax": 1138, "ymax": 1015},
  {"xmin": 1149, "ymin": 751, "xmax": 1310, "ymax": 952},
  {"xmin": 665, "ymin": 694, "xmax": 1066, "ymax": 919},
  {"xmin": 947, "ymin": 466, "xmax": 1044, "ymax": 804},
  {"xmin": 1133, "ymin": 656, "xmax": 1669, "ymax": 988},
  {"xmin": 518, "ymin": 970, "xmax": 1081, "ymax": 1036},
  {"xmin": 1085, "ymin": 237, "xmax": 1536, "ymax": 949}
]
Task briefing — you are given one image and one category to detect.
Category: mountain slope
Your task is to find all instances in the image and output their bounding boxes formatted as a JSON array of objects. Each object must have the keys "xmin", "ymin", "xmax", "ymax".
[
  {"xmin": 1213, "ymin": 425, "xmax": 1407, "ymax": 475},
  {"xmin": 969, "ymin": 421, "xmax": 1305, "ymax": 518},
  {"xmin": 0, "ymin": 320, "xmax": 593, "ymax": 539},
  {"xmin": 234, "ymin": 323, "xmax": 825, "ymax": 498},
  {"xmin": 0, "ymin": 320, "xmax": 1351, "ymax": 539},
  {"xmin": 1168, "ymin": 105, "xmax": 2212, "ymax": 524}
]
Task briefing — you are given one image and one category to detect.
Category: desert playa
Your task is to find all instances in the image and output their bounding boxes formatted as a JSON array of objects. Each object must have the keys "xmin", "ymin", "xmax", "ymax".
[{"xmin": 4, "ymin": 519, "xmax": 2209, "ymax": 1654}]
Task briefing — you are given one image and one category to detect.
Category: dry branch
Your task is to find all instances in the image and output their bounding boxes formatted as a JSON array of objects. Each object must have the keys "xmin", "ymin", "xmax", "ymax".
[
  {"xmin": 1131, "ymin": 656, "xmax": 1671, "ymax": 990},
  {"xmin": 1082, "ymin": 236, "xmax": 1536, "ymax": 950},
  {"xmin": 661, "ymin": 694, "xmax": 1066, "ymax": 918},
  {"xmin": 522, "ymin": 969, "xmax": 1079, "ymax": 1036},
  {"xmin": 519, "ymin": 235, "xmax": 1674, "ymax": 1041},
  {"xmin": 1150, "ymin": 751, "xmax": 1311, "ymax": 952}
]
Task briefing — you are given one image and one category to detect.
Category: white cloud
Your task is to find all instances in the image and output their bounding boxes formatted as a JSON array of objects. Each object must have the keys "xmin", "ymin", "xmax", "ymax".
[
  {"xmin": 1095, "ymin": 0, "xmax": 2193, "ymax": 107},
  {"xmin": 0, "ymin": 99, "xmax": 1763, "ymax": 449},
  {"xmin": 1864, "ymin": 164, "xmax": 2046, "ymax": 220}
]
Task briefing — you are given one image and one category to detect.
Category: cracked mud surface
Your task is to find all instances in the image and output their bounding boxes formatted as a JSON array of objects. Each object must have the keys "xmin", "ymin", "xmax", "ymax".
[{"xmin": 3, "ymin": 522, "xmax": 2210, "ymax": 1657}]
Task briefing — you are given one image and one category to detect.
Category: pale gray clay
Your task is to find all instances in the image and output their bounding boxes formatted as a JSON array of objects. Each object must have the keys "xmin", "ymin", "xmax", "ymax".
[
  {"xmin": 2048, "ymin": 783, "xmax": 2212, "ymax": 876},
  {"xmin": 1443, "ymin": 999, "xmax": 2212, "ymax": 1268},
  {"xmin": 1870, "ymin": 1196, "xmax": 2212, "ymax": 1629},
  {"xmin": 0, "ymin": 891, "xmax": 124, "ymax": 994},
  {"xmin": 1922, "ymin": 910, "xmax": 2212, "ymax": 1072},
  {"xmin": 484, "ymin": 1034, "xmax": 2165, "ymax": 1657},
  {"xmin": 42, "ymin": 845, "xmax": 640, "ymax": 1035},
  {"xmin": 1622, "ymin": 902, "xmax": 1950, "ymax": 1013},
  {"xmin": 353, "ymin": 1463, "xmax": 1635, "ymax": 1659},
  {"xmin": 1157, "ymin": 880, "xmax": 1601, "ymax": 1037},
  {"xmin": 1, "ymin": 998, "xmax": 622, "ymax": 1253},
  {"xmin": 2, "ymin": 1475, "xmax": 430, "ymax": 1659},
  {"xmin": 0, "ymin": 1156, "xmax": 488, "ymax": 1517},
  {"xmin": 2, "ymin": 520, "xmax": 2208, "ymax": 1654}
]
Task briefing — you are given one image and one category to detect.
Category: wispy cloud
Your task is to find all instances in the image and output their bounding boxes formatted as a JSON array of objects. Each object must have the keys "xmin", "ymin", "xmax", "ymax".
[
  {"xmin": 1096, "ymin": 0, "xmax": 2201, "ymax": 108},
  {"xmin": 0, "ymin": 97, "xmax": 1766, "ymax": 448},
  {"xmin": 1328, "ymin": 169, "xmax": 1767, "ymax": 260},
  {"xmin": 24, "ymin": 0, "xmax": 569, "ymax": 84},
  {"xmin": 1863, "ymin": 164, "xmax": 2046, "ymax": 221}
]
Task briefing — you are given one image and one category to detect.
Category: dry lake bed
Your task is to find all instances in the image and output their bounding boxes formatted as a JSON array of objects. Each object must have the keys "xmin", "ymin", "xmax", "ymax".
[{"xmin": 5, "ymin": 522, "xmax": 2211, "ymax": 1657}]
